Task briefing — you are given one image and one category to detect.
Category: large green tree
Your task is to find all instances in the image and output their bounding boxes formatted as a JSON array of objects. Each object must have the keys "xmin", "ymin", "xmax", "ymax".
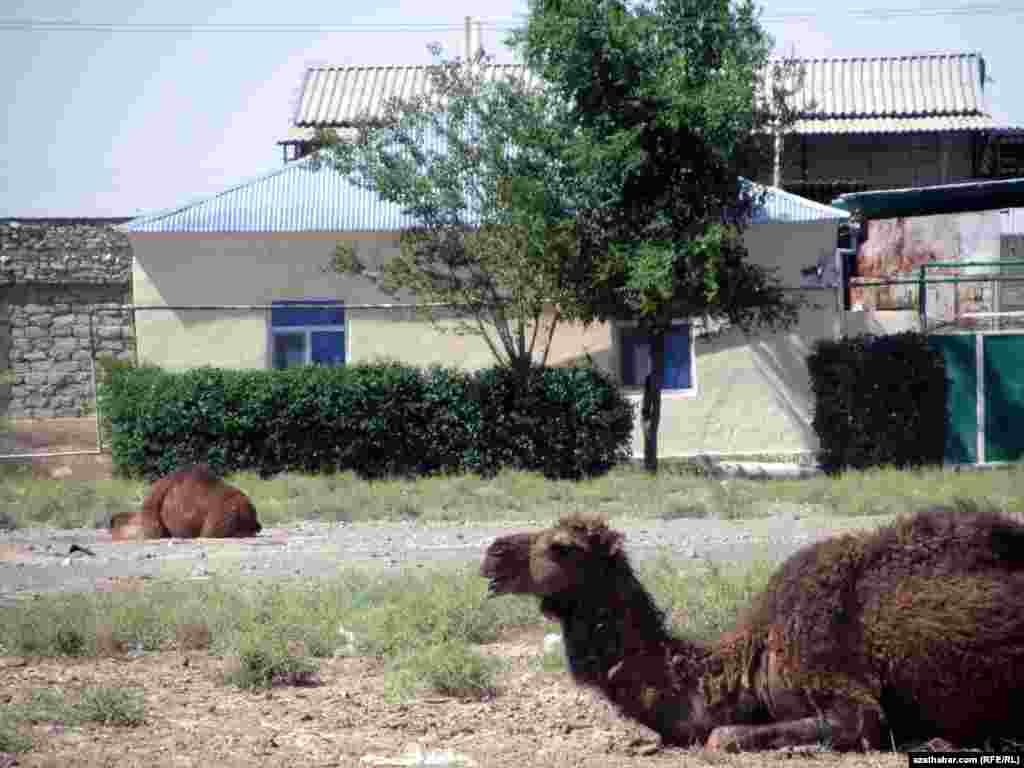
[
  {"xmin": 509, "ymin": 0, "xmax": 805, "ymax": 472},
  {"xmin": 317, "ymin": 44, "xmax": 581, "ymax": 377}
]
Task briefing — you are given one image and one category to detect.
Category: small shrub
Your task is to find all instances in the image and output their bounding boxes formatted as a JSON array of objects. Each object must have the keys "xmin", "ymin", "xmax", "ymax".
[
  {"xmin": 223, "ymin": 631, "xmax": 320, "ymax": 689},
  {"xmin": 385, "ymin": 640, "xmax": 502, "ymax": 701},
  {"xmin": 55, "ymin": 627, "xmax": 86, "ymax": 656},
  {"xmin": 77, "ymin": 686, "xmax": 146, "ymax": 727},
  {"xmin": 14, "ymin": 688, "xmax": 76, "ymax": 725},
  {"xmin": 0, "ymin": 715, "xmax": 32, "ymax": 753}
]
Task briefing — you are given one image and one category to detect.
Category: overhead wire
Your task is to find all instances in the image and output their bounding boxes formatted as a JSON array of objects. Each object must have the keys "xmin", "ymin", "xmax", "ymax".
[{"xmin": 2, "ymin": 4, "xmax": 1024, "ymax": 32}]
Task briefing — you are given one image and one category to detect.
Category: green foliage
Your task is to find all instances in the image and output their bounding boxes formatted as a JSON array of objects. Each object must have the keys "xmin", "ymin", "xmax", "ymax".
[
  {"xmin": 465, "ymin": 364, "xmax": 635, "ymax": 479},
  {"xmin": 0, "ymin": 713, "xmax": 32, "ymax": 754},
  {"xmin": 318, "ymin": 43, "xmax": 580, "ymax": 373},
  {"xmin": 7, "ymin": 685, "xmax": 145, "ymax": 732},
  {"xmin": 75, "ymin": 686, "xmax": 147, "ymax": 726},
  {"xmin": 384, "ymin": 639, "xmax": 503, "ymax": 701},
  {"xmin": 223, "ymin": 629, "xmax": 320, "ymax": 689},
  {"xmin": 807, "ymin": 332, "xmax": 947, "ymax": 473},
  {"xmin": 98, "ymin": 359, "xmax": 633, "ymax": 480},
  {"xmin": 508, "ymin": 0, "xmax": 806, "ymax": 470}
]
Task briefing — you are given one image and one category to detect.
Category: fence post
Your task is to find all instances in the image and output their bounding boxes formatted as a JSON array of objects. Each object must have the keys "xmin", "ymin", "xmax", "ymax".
[{"xmin": 917, "ymin": 264, "xmax": 927, "ymax": 330}]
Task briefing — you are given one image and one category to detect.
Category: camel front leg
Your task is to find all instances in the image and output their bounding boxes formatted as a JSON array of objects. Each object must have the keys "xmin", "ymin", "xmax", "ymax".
[{"xmin": 705, "ymin": 699, "xmax": 886, "ymax": 752}]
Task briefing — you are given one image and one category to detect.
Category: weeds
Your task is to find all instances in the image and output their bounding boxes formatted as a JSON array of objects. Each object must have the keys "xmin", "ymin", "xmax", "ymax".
[
  {"xmin": 0, "ymin": 553, "xmax": 775, "ymax": 704},
  {"xmin": 0, "ymin": 714, "xmax": 32, "ymax": 753},
  {"xmin": 222, "ymin": 630, "xmax": 319, "ymax": 689},
  {"xmin": 76, "ymin": 686, "xmax": 146, "ymax": 726},
  {"xmin": 385, "ymin": 640, "xmax": 503, "ymax": 701},
  {"xmin": 4, "ymin": 461, "xmax": 1024, "ymax": 530},
  {"xmin": 5, "ymin": 684, "xmax": 146, "ymax": 743}
]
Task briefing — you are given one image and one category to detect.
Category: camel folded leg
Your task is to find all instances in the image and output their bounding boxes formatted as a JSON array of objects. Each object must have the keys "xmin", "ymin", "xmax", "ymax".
[{"xmin": 705, "ymin": 699, "xmax": 886, "ymax": 752}]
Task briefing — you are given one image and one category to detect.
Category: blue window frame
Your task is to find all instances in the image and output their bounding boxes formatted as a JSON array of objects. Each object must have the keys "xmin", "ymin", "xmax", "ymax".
[
  {"xmin": 270, "ymin": 300, "xmax": 345, "ymax": 369},
  {"xmin": 618, "ymin": 322, "xmax": 693, "ymax": 391}
]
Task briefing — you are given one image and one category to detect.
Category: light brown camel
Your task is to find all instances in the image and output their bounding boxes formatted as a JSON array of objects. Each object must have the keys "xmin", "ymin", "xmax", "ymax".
[
  {"xmin": 110, "ymin": 464, "xmax": 261, "ymax": 540},
  {"xmin": 480, "ymin": 505, "xmax": 1024, "ymax": 752}
]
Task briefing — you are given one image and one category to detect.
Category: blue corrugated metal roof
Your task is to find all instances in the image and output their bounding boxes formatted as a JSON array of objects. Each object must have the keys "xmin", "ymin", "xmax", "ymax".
[
  {"xmin": 124, "ymin": 153, "xmax": 426, "ymax": 233},
  {"xmin": 125, "ymin": 147, "xmax": 847, "ymax": 234},
  {"xmin": 746, "ymin": 181, "xmax": 851, "ymax": 224}
]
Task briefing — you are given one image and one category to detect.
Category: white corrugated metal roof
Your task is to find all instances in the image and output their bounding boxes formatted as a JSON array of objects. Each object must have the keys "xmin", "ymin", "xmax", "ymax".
[
  {"xmin": 294, "ymin": 64, "xmax": 544, "ymax": 126},
  {"xmin": 783, "ymin": 53, "xmax": 987, "ymax": 118},
  {"xmin": 125, "ymin": 149, "xmax": 845, "ymax": 234},
  {"xmin": 793, "ymin": 115, "xmax": 995, "ymax": 134},
  {"xmin": 289, "ymin": 52, "xmax": 1004, "ymax": 138}
]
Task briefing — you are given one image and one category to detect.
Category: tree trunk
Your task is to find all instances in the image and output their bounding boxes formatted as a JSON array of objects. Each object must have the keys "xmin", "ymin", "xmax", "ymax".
[{"xmin": 641, "ymin": 329, "xmax": 665, "ymax": 474}]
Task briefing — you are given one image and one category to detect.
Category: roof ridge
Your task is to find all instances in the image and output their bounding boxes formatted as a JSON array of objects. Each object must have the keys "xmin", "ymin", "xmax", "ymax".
[
  {"xmin": 303, "ymin": 53, "xmax": 983, "ymax": 72},
  {"xmin": 769, "ymin": 51, "xmax": 981, "ymax": 63}
]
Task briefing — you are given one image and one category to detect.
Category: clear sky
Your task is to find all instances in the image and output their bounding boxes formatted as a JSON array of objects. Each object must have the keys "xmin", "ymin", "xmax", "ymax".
[{"xmin": 2, "ymin": 0, "xmax": 1023, "ymax": 218}]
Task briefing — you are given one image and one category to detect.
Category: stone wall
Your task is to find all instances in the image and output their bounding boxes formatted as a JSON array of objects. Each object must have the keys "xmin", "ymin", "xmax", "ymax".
[{"xmin": 1, "ymin": 219, "xmax": 134, "ymax": 418}]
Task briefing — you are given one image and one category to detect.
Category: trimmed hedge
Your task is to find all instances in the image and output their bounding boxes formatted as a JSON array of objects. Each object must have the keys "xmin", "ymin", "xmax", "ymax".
[
  {"xmin": 807, "ymin": 331, "xmax": 947, "ymax": 473},
  {"xmin": 97, "ymin": 358, "xmax": 634, "ymax": 481}
]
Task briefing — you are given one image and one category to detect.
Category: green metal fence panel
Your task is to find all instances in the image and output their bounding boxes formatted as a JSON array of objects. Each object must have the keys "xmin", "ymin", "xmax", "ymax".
[
  {"xmin": 930, "ymin": 335, "xmax": 978, "ymax": 464},
  {"xmin": 983, "ymin": 335, "xmax": 1024, "ymax": 463}
]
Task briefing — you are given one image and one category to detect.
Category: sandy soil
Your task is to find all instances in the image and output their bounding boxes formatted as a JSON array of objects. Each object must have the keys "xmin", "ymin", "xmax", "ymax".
[{"xmin": 0, "ymin": 628, "xmax": 909, "ymax": 768}]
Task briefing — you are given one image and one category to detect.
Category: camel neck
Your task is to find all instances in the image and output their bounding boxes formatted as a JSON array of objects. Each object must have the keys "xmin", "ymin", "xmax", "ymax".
[{"xmin": 542, "ymin": 567, "xmax": 694, "ymax": 687}]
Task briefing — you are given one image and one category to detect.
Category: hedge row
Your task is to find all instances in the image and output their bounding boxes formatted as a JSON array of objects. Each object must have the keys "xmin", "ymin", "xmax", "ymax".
[{"xmin": 96, "ymin": 359, "xmax": 635, "ymax": 481}]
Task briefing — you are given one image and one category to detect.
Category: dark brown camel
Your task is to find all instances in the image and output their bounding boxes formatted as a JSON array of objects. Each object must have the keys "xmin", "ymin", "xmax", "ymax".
[
  {"xmin": 480, "ymin": 504, "xmax": 1024, "ymax": 752},
  {"xmin": 110, "ymin": 464, "xmax": 261, "ymax": 540}
]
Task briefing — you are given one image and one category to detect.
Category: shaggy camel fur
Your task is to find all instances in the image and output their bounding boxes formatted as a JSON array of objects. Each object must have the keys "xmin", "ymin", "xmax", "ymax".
[
  {"xmin": 110, "ymin": 464, "xmax": 261, "ymax": 540},
  {"xmin": 480, "ymin": 505, "xmax": 1024, "ymax": 752}
]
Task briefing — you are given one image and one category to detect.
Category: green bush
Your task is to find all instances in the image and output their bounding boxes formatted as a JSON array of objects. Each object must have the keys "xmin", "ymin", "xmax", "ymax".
[
  {"xmin": 464, "ymin": 364, "xmax": 635, "ymax": 479},
  {"xmin": 98, "ymin": 359, "xmax": 634, "ymax": 480},
  {"xmin": 223, "ymin": 629, "xmax": 320, "ymax": 689},
  {"xmin": 807, "ymin": 332, "xmax": 947, "ymax": 473}
]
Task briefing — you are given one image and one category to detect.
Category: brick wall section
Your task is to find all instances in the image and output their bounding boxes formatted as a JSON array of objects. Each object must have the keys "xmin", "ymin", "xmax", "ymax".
[{"xmin": 0, "ymin": 219, "xmax": 134, "ymax": 418}]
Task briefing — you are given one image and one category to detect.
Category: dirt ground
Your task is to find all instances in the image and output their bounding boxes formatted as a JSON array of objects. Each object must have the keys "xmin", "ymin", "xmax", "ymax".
[
  {"xmin": 0, "ymin": 626, "xmax": 907, "ymax": 768},
  {"xmin": 0, "ymin": 417, "xmax": 113, "ymax": 481}
]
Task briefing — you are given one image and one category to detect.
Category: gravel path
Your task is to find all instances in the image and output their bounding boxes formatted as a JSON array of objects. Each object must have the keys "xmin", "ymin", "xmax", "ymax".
[{"xmin": 0, "ymin": 512, "xmax": 896, "ymax": 606}]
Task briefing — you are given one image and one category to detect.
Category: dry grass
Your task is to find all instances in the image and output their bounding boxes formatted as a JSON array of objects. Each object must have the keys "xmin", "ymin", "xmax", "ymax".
[{"xmin": 3, "ymin": 458, "xmax": 1024, "ymax": 531}]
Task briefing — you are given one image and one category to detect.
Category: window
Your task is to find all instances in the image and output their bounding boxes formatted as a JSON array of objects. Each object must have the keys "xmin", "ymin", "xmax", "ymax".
[
  {"xmin": 617, "ymin": 321, "xmax": 694, "ymax": 393},
  {"xmin": 270, "ymin": 300, "xmax": 345, "ymax": 369}
]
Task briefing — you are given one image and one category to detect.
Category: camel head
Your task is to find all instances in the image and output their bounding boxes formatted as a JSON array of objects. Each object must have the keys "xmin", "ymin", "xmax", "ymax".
[{"xmin": 481, "ymin": 513, "xmax": 625, "ymax": 604}]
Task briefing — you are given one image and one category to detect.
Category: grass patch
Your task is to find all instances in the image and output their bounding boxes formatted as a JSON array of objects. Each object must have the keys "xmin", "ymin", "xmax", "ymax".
[
  {"xmin": 0, "ymin": 552, "xmax": 775, "ymax": 703},
  {"xmin": 642, "ymin": 554, "xmax": 777, "ymax": 643},
  {"xmin": 5, "ymin": 460, "xmax": 1024, "ymax": 530},
  {"xmin": 75, "ymin": 686, "xmax": 147, "ymax": 726},
  {"xmin": 384, "ymin": 640, "xmax": 503, "ymax": 701},
  {"xmin": 6, "ymin": 685, "xmax": 146, "ymax": 736},
  {"xmin": 0, "ymin": 713, "xmax": 32, "ymax": 754},
  {"xmin": 222, "ymin": 630, "xmax": 320, "ymax": 689},
  {"xmin": 538, "ymin": 647, "xmax": 567, "ymax": 673}
]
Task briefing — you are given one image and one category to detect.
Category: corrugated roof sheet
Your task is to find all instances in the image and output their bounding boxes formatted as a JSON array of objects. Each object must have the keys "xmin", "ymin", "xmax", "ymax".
[
  {"xmin": 294, "ymin": 64, "xmax": 543, "ymax": 126},
  {"xmin": 746, "ymin": 182, "xmax": 850, "ymax": 223},
  {"xmin": 125, "ymin": 154, "xmax": 421, "ymax": 233},
  {"xmin": 125, "ymin": 150, "xmax": 846, "ymax": 234},
  {"xmin": 290, "ymin": 52, "xmax": 1004, "ymax": 137},
  {"xmin": 792, "ymin": 115, "xmax": 995, "ymax": 134},
  {"xmin": 783, "ymin": 53, "xmax": 987, "ymax": 118}
]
